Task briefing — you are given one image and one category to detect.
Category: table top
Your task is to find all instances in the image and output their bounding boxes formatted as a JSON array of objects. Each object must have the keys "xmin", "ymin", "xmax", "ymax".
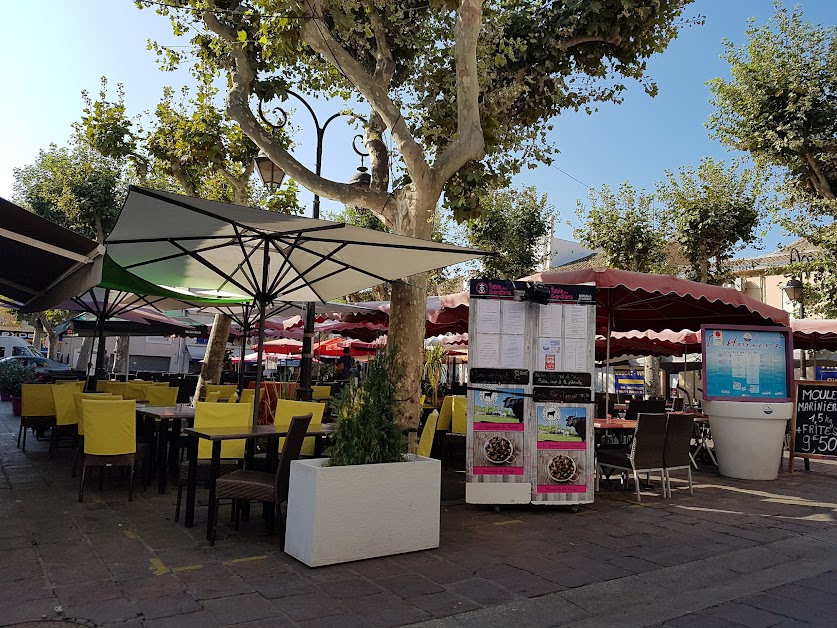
[
  {"xmin": 137, "ymin": 405, "xmax": 196, "ymax": 419},
  {"xmin": 594, "ymin": 420, "xmax": 637, "ymax": 430},
  {"xmin": 185, "ymin": 423, "xmax": 335, "ymax": 441}
]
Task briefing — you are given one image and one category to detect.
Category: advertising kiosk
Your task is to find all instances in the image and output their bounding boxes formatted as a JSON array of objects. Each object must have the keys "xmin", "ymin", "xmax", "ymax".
[
  {"xmin": 466, "ymin": 279, "xmax": 597, "ymax": 507},
  {"xmin": 701, "ymin": 324, "xmax": 794, "ymax": 480}
]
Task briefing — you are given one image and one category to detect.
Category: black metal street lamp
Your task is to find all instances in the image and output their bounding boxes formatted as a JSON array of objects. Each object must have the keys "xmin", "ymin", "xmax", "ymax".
[
  {"xmin": 254, "ymin": 150, "xmax": 285, "ymax": 191},
  {"xmin": 782, "ymin": 247, "xmax": 814, "ymax": 376},
  {"xmin": 256, "ymin": 91, "xmax": 369, "ymax": 400}
]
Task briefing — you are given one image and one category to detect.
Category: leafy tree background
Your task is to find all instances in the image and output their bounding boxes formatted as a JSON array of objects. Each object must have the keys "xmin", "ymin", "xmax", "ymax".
[
  {"xmin": 575, "ymin": 182, "xmax": 670, "ymax": 274},
  {"xmin": 466, "ymin": 185, "xmax": 554, "ymax": 279}
]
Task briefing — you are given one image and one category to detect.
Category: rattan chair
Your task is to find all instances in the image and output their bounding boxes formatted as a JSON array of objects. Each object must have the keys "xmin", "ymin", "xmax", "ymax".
[
  {"xmin": 596, "ymin": 412, "xmax": 668, "ymax": 502},
  {"xmin": 18, "ymin": 384, "xmax": 55, "ymax": 451},
  {"xmin": 210, "ymin": 413, "xmax": 312, "ymax": 547},
  {"xmin": 663, "ymin": 413, "xmax": 694, "ymax": 497},
  {"xmin": 174, "ymin": 402, "xmax": 250, "ymax": 522}
]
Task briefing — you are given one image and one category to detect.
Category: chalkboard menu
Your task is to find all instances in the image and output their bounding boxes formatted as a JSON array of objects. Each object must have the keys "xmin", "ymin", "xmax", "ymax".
[
  {"xmin": 470, "ymin": 368, "xmax": 530, "ymax": 385},
  {"xmin": 533, "ymin": 387, "xmax": 592, "ymax": 403},
  {"xmin": 533, "ymin": 371, "xmax": 592, "ymax": 387},
  {"xmin": 792, "ymin": 382, "xmax": 837, "ymax": 460}
]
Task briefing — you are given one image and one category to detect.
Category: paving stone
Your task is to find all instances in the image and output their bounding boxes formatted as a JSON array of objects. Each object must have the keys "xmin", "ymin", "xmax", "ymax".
[
  {"xmin": 376, "ymin": 573, "xmax": 445, "ymax": 599},
  {"xmin": 63, "ymin": 597, "xmax": 141, "ymax": 624},
  {"xmin": 409, "ymin": 590, "xmax": 482, "ymax": 618},
  {"xmin": 203, "ymin": 592, "xmax": 284, "ymax": 625},
  {"xmin": 247, "ymin": 572, "xmax": 316, "ymax": 599},
  {"xmin": 664, "ymin": 611, "xmax": 746, "ymax": 627},
  {"xmin": 143, "ymin": 610, "xmax": 222, "ymax": 628},
  {"xmin": 741, "ymin": 592, "xmax": 837, "ymax": 626},
  {"xmin": 607, "ymin": 555, "xmax": 663, "ymax": 574},
  {"xmin": 317, "ymin": 576, "xmax": 385, "ymax": 599},
  {"xmin": 120, "ymin": 574, "xmax": 185, "ymax": 600},
  {"xmin": 296, "ymin": 612, "xmax": 369, "ymax": 628},
  {"xmin": 0, "ymin": 596, "xmax": 61, "ymax": 626},
  {"xmin": 703, "ymin": 601, "xmax": 786, "ymax": 628},
  {"xmin": 53, "ymin": 580, "xmax": 123, "ymax": 607},
  {"xmin": 185, "ymin": 575, "xmax": 254, "ymax": 600},
  {"xmin": 339, "ymin": 591, "xmax": 431, "ymax": 628},
  {"xmin": 473, "ymin": 563, "xmax": 557, "ymax": 597},
  {"xmin": 449, "ymin": 578, "xmax": 517, "ymax": 606},
  {"xmin": 136, "ymin": 593, "xmax": 202, "ymax": 620},
  {"xmin": 408, "ymin": 558, "xmax": 472, "ymax": 584},
  {"xmin": 271, "ymin": 592, "xmax": 347, "ymax": 622},
  {"xmin": 349, "ymin": 557, "xmax": 409, "ymax": 579}
]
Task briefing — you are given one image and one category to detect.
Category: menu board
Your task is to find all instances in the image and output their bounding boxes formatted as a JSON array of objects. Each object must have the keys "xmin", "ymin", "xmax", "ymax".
[
  {"xmin": 792, "ymin": 382, "xmax": 837, "ymax": 461},
  {"xmin": 467, "ymin": 279, "xmax": 596, "ymax": 505},
  {"xmin": 702, "ymin": 326, "xmax": 792, "ymax": 401}
]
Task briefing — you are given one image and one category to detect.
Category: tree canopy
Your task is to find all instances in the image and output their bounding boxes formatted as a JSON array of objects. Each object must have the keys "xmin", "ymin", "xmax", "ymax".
[
  {"xmin": 575, "ymin": 182, "xmax": 669, "ymax": 274},
  {"xmin": 656, "ymin": 158, "xmax": 763, "ymax": 284},
  {"xmin": 467, "ymin": 185, "xmax": 554, "ymax": 278}
]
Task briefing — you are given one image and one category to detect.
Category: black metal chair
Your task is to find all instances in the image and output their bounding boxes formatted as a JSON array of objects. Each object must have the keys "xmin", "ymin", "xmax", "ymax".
[
  {"xmin": 596, "ymin": 412, "xmax": 668, "ymax": 502},
  {"xmin": 210, "ymin": 413, "xmax": 313, "ymax": 547},
  {"xmin": 663, "ymin": 413, "xmax": 694, "ymax": 497}
]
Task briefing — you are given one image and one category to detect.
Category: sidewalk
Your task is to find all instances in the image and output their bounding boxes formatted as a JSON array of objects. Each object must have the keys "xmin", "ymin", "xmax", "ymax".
[{"xmin": 1, "ymin": 403, "xmax": 836, "ymax": 627}]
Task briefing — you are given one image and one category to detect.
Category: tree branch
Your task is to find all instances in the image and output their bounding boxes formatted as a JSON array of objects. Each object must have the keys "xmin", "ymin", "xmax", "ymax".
[
  {"xmin": 805, "ymin": 152, "xmax": 836, "ymax": 200},
  {"xmin": 366, "ymin": 1, "xmax": 395, "ymax": 84},
  {"xmin": 301, "ymin": 0, "xmax": 430, "ymax": 183},
  {"xmin": 201, "ymin": 2, "xmax": 390, "ymax": 213},
  {"xmin": 430, "ymin": 0, "xmax": 486, "ymax": 187}
]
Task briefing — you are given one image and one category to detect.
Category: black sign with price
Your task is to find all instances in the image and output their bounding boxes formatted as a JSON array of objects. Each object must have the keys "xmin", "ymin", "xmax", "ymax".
[{"xmin": 792, "ymin": 382, "xmax": 837, "ymax": 460}]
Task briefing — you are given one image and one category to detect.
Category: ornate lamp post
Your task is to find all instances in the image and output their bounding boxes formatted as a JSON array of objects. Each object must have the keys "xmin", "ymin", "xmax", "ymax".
[
  {"xmin": 782, "ymin": 247, "xmax": 814, "ymax": 378},
  {"xmin": 255, "ymin": 91, "xmax": 369, "ymax": 400}
]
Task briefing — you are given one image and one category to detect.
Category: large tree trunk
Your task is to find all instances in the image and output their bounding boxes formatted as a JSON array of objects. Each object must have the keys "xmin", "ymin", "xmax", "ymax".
[
  {"xmin": 386, "ymin": 186, "xmax": 434, "ymax": 431},
  {"xmin": 644, "ymin": 356, "xmax": 662, "ymax": 399},
  {"xmin": 46, "ymin": 331, "xmax": 59, "ymax": 360},
  {"xmin": 114, "ymin": 335, "xmax": 130, "ymax": 374},
  {"xmin": 32, "ymin": 317, "xmax": 44, "ymax": 354},
  {"xmin": 76, "ymin": 337, "xmax": 94, "ymax": 372},
  {"xmin": 195, "ymin": 313, "xmax": 232, "ymax": 401}
]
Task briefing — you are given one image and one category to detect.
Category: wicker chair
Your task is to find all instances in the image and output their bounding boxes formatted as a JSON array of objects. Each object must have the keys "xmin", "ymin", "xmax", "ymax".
[
  {"xmin": 174, "ymin": 402, "xmax": 250, "ymax": 522},
  {"xmin": 596, "ymin": 412, "xmax": 668, "ymax": 502},
  {"xmin": 663, "ymin": 413, "xmax": 695, "ymax": 497},
  {"xmin": 210, "ymin": 413, "xmax": 312, "ymax": 547}
]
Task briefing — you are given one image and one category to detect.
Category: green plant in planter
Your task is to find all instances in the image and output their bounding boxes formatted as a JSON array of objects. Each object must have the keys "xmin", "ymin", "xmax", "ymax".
[
  {"xmin": 423, "ymin": 345, "xmax": 448, "ymax": 407},
  {"xmin": 328, "ymin": 349, "xmax": 404, "ymax": 466},
  {"xmin": 0, "ymin": 360, "xmax": 37, "ymax": 397}
]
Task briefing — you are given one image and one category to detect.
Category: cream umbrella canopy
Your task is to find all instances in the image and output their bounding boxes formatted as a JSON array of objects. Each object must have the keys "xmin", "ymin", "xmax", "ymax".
[{"xmin": 106, "ymin": 187, "xmax": 489, "ymax": 422}]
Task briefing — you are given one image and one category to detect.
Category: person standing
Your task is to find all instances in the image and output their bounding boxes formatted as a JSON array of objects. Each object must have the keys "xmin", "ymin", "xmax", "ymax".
[{"xmin": 336, "ymin": 347, "xmax": 353, "ymax": 381}]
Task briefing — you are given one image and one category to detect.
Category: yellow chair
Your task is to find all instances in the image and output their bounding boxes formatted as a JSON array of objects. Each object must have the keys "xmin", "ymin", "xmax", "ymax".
[
  {"xmin": 95, "ymin": 380, "xmax": 107, "ymax": 392},
  {"xmin": 227, "ymin": 391, "xmax": 239, "ymax": 403},
  {"xmin": 123, "ymin": 381, "xmax": 148, "ymax": 400},
  {"xmin": 57, "ymin": 380, "xmax": 85, "ymax": 391},
  {"xmin": 18, "ymin": 384, "xmax": 56, "ymax": 451},
  {"xmin": 79, "ymin": 399, "xmax": 138, "ymax": 502},
  {"xmin": 103, "ymin": 381, "xmax": 126, "ymax": 397},
  {"xmin": 312, "ymin": 385, "xmax": 331, "ymax": 401},
  {"xmin": 420, "ymin": 394, "xmax": 426, "ymax": 408},
  {"xmin": 451, "ymin": 396, "xmax": 467, "ymax": 434},
  {"xmin": 143, "ymin": 385, "xmax": 178, "ymax": 406},
  {"xmin": 239, "ymin": 389, "xmax": 255, "ymax": 406},
  {"xmin": 274, "ymin": 400, "xmax": 325, "ymax": 456},
  {"xmin": 72, "ymin": 392, "xmax": 121, "ymax": 476},
  {"xmin": 417, "ymin": 410, "xmax": 438, "ymax": 458},
  {"xmin": 438, "ymin": 396, "xmax": 454, "ymax": 431},
  {"xmin": 205, "ymin": 384, "xmax": 237, "ymax": 400},
  {"xmin": 175, "ymin": 402, "xmax": 250, "ymax": 522},
  {"xmin": 205, "ymin": 390, "xmax": 221, "ymax": 403},
  {"xmin": 50, "ymin": 384, "xmax": 83, "ymax": 458}
]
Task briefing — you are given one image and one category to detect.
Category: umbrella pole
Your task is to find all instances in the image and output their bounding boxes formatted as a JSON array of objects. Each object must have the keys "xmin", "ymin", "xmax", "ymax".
[
  {"xmin": 605, "ymin": 311, "xmax": 612, "ymax": 417},
  {"xmin": 125, "ymin": 334, "xmax": 130, "ymax": 380},
  {"xmin": 238, "ymin": 315, "xmax": 250, "ymax": 396},
  {"xmin": 90, "ymin": 288, "xmax": 110, "ymax": 392},
  {"xmin": 298, "ymin": 303, "xmax": 315, "ymax": 401},
  {"xmin": 253, "ymin": 240, "xmax": 271, "ymax": 425}
]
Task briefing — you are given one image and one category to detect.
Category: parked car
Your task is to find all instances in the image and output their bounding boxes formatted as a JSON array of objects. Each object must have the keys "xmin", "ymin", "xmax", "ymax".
[{"xmin": 0, "ymin": 355, "xmax": 73, "ymax": 376}]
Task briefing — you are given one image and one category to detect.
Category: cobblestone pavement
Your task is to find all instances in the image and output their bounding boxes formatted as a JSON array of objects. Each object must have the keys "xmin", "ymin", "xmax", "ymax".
[{"xmin": 1, "ymin": 405, "xmax": 836, "ymax": 628}]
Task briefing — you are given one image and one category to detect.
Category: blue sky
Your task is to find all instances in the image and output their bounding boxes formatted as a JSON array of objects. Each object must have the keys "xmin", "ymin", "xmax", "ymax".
[{"xmin": 2, "ymin": 1, "xmax": 835, "ymax": 253}]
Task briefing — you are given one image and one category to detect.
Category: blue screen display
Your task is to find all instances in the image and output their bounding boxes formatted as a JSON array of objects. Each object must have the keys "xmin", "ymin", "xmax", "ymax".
[{"xmin": 704, "ymin": 328, "xmax": 788, "ymax": 399}]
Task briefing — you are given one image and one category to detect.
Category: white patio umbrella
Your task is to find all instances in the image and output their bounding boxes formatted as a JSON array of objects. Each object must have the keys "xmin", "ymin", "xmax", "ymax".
[{"xmin": 106, "ymin": 187, "xmax": 488, "ymax": 422}]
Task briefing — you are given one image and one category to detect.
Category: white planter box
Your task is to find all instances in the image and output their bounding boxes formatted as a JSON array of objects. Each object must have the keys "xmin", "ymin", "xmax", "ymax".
[
  {"xmin": 704, "ymin": 400, "xmax": 792, "ymax": 481},
  {"xmin": 284, "ymin": 454, "xmax": 441, "ymax": 567}
]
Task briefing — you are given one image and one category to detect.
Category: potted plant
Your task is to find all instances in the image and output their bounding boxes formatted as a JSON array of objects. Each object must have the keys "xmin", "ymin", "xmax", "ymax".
[
  {"xmin": 284, "ymin": 348, "xmax": 441, "ymax": 567},
  {"xmin": 0, "ymin": 360, "xmax": 37, "ymax": 416},
  {"xmin": 423, "ymin": 345, "xmax": 448, "ymax": 407}
]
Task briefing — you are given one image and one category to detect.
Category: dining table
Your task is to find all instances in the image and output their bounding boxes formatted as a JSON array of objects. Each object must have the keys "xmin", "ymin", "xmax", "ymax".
[
  {"xmin": 136, "ymin": 404, "xmax": 196, "ymax": 494},
  {"xmin": 182, "ymin": 423, "xmax": 335, "ymax": 539}
]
